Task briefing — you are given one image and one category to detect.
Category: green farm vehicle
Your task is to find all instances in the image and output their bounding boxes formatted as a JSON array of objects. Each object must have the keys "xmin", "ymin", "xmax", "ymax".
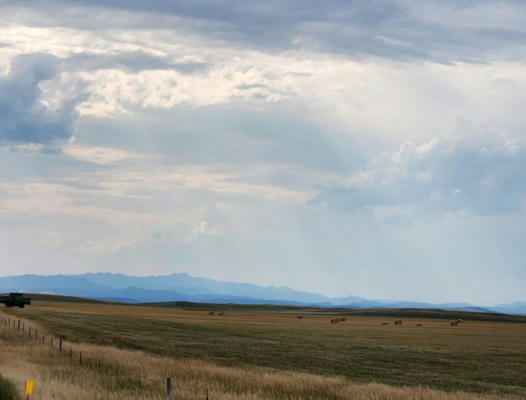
[{"xmin": 0, "ymin": 293, "xmax": 31, "ymax": 308}]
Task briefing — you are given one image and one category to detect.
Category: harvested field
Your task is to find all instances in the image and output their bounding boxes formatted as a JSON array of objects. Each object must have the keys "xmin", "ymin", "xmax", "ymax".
[{"xmin": 1, "ymin": 298, "xmax": 526, "ymax": 399}]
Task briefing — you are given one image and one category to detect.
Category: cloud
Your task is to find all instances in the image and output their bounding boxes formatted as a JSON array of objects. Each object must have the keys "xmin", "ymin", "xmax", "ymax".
[
  {"xmin": 62, "ymin": 143, "xmax": 140, "ymax": 164},
  {"xmin": 77, "ymin": 227, "xmax": 139, "ymax": 256},
  {"xmin": 0, "ymin": 53, "xmax": 79, "ymax": 146},
  {"xmin": 151, "ymin": 221, "xmax": 222, "ymax": 244},
  {"xmin": 312, "ymin": 126, "xmax": 526, "ymax": 215},
  {"xmin": 61, "ymin": 51, "xmax": 208, "ymax": 74},
  {"xmin": 4, "ymin": 1, "xmax": 526, "ymax": 63},
  {"xmin": 1, "ymin": 0, "xmax": 526, "ymax": 305},
  {"xmin": 76, "ymin": 220, "xmax": 222, "ymax": 257}
]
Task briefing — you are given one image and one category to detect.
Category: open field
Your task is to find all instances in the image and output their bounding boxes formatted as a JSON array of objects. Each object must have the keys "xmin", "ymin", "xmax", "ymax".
[{"xmin": 1, "ymin": 297, "xmax": 526, "ymax": 399}]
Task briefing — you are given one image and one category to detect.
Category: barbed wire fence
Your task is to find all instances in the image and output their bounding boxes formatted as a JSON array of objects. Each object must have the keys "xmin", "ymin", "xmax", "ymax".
[{"xmin": 0, "ymin": 311, "xmax": 210, "ymax": 399}]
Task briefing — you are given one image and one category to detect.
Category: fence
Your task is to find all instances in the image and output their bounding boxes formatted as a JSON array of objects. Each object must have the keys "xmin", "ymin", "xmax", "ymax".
[{"xmin": 0, "ymin": 312, "xmax": 210, "ymax": 399}]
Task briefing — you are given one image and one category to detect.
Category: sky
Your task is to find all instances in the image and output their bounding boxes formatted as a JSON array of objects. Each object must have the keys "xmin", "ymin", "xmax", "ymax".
[{"xmin": 0, "ymin": 0, "xmax": 525, "ymax": 305}]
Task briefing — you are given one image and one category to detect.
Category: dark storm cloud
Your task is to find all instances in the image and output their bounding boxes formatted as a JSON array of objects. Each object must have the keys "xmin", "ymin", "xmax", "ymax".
[
  {"xmin": 3, "ymin": 0, "xmax": 526, "ymax": 63},
  {"xmin": 0, "ymin": 53, "xmax": 78, "ymax": 145}
]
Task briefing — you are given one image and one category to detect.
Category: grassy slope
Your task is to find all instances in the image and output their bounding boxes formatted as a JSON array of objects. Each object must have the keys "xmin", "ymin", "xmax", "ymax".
[{"xmin": 5, "ymin": 298, "xmax": 526, "ymax": 396}]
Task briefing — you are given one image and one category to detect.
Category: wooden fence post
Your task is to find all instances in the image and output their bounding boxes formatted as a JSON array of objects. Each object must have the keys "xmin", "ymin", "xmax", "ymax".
[
  {"xmin": 59, "ymin": 337, "xmax": 63, "ymax": 352},
  {"xmin": 79, "ymin": 351, "xmax": 83, "ymax": 365},
  {"xmin": 166, "ymin": 377, "xmax": 172, "ymax": 397},
  {"xmin": 70, "ymin": 345, "xmax": 72, "ymax": 359},
  {"xmin": 17, "ymin": 320, "xmax": 20, "ymax": 331}
]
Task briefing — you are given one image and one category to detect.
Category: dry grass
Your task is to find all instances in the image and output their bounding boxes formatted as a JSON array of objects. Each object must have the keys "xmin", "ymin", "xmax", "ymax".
[
  {"xmin": 10, "ymin": 301, "xmax": 526, "ymax": 394},
  {"xmin": 2, "ymin": 302, "xmax": 526, "ymax": 399},
  {"xmin": 1, "ymin": 313, "xmax": 522, "ymax": 400}
]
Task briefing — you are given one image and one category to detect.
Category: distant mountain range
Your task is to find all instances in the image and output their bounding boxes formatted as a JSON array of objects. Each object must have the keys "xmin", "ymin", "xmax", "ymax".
[{"xmin": 0, "ymin": 272, "xmax": 525, "ymax": 315}]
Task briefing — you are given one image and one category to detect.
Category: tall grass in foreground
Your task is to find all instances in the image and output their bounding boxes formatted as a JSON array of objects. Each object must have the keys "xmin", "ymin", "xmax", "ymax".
[
  {"xmin": 0, "ymin": 374, "xmax": 21, "ymax": 400},
  {"xmin": 0, "ymin": 313, "xmax": 522, "ymax": 400}
]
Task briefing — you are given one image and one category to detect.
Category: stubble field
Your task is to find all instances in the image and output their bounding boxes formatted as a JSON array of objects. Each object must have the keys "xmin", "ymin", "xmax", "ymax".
[{"xmin": 1, "ymin": 297, "xmax": 525, "ymax": 399}]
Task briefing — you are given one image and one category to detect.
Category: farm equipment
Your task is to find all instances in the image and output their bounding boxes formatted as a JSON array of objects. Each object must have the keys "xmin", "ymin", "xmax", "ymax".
[{"xmin": 0, "ymin": 293, "xmax": 31, "ymax": 308}]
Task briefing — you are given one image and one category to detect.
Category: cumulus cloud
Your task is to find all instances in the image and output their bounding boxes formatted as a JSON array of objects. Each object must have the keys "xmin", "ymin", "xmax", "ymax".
[
  {"xmin": 0, "ymin": 53, "xmax": 78, "ymax": 146},
  {"xmin": 312, "ymin": 127, "xmax": 526, "ymax": 215}
]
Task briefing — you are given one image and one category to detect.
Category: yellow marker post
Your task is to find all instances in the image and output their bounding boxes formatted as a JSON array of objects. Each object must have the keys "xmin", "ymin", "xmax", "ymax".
[{"xmin": 24, "ymin": 380, "xmax": 34, "ymax": 399}]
